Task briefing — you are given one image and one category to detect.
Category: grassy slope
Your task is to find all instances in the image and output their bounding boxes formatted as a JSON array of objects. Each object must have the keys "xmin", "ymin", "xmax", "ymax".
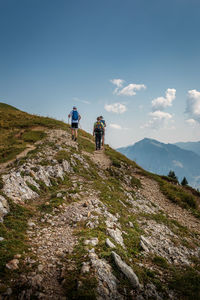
[{"xmin": 0, "ymin": 103, "xmax": 200, "ymax": 298}]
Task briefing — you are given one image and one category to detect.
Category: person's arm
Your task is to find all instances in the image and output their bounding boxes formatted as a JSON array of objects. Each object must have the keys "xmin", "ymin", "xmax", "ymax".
[{"xmin": 78, "ymin": 114, "xmax": 81, "ymax": 121}]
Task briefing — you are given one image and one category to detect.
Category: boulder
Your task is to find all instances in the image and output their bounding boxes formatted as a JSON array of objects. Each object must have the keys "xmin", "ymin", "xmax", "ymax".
[{"xmin": 112, "ymin": 251, "xmax": 140, "ymax": 289}]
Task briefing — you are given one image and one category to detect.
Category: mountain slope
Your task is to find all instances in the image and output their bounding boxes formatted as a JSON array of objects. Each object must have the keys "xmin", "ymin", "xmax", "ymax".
[
  {"xmin": 0, "ymin": 104, "xmax": 200, "ymax": 299},
  {"xmin": 118, "ymin": 138, "xmax": 200, "ymax": 189},
  {"xmin": 175, "ymin": 141, "xmax": 200, "ymax": 157}
]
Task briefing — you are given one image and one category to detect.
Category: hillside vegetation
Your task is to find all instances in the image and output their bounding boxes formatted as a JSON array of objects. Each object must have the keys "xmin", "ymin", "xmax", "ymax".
[{"xmin": 0, "ymin": 104, "xmax": 200, "ymax": 300}]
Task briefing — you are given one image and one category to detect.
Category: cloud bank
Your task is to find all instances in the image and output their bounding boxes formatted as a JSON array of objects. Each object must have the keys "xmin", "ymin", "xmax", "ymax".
[
  {"xmin": 143, "ymin": 88, "xmax": 176, "ymax": 129},
  {"xmin": 117, "ymin": 83, "xmax": 146, "ymax": 96},
  {"xmin": 104, "ymin": 102, "xmax": 127, "ymax": 114},
  {"xmin": 186, "ymin": 89, "xmax": 200, "ymax": 124},
  {"xmin": 110, "ymin": 78, "xmax": 146, "ymax": 96},
  {"xmin": 152, "ymin": 88, "xmax": 176, "ymax": 111},
  {"xmin": 142, "ymin": 110, "xmax": 173, "ymax": 129}
]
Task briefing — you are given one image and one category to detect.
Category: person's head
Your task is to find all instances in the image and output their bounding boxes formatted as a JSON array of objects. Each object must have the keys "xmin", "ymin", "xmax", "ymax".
[
  {"xmin": 73, "ymin": 106, "xmax": 77, "ymax": 110},
  {"xmin": 97, "ymin": 117, "xmax": 100, "ymax": 121},
  {"xmin": 99, "ymin": 116, "xmax": 103, "ymax": 120}
]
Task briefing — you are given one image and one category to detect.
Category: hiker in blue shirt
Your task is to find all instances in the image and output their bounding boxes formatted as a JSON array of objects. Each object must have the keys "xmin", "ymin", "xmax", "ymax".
[
  {"xmin": 68, "ymin": 106, "xmax": 81, "ymax": 141},
  {"xmin": 99, "ymin": 116, "xmax": 106, "ymax": 148}
]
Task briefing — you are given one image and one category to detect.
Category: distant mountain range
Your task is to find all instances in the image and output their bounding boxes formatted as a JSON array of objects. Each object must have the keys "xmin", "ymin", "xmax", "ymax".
[
  {"xmin": 117, "ymin": 138, "xmax": 200, "ymax": 189},
  {"xmin": 175, "ymin": 141, "xmax": 200, "ymax": 157}
]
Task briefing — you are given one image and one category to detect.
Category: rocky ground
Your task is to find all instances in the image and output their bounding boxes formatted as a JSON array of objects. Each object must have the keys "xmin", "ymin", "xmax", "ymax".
[{"xmin": 0, "ymin": 129, "xmax": 200, "ymax": 299}]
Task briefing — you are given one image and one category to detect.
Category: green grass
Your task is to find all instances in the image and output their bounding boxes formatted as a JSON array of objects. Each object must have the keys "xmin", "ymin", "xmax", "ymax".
[
  {"xmin": 22, "ymin": 130, "xmax": 46, "ymax": 143},
  {"xmin": 170, "ymin": 266, "xmax": 200, "ymax": 300},
  {"xmin": 105, "ymin": 145, "xmax": 138, "ymax": 168},
  {"xmin": 38, "ymin": 197, "xmax": 64, "ymax": 213},
  {"xmin": 78, "ymin": 136, "xmax": 95, "ymax": 153},
  {"xmin": 0, "ymin": 199, "xmax": 32, "ymax": 279},
  {"xmin": 153, "ymin": 256, "xmax": 169, "ymax": 269},
  {"xmin": 55, "ymin": 150, "xmax": 71, "ymax": 162},
  {"xmin": 0, "ymin": 102, "xmax": 70, "ymax": 163},
  {"xmin": 139, "ymin": 169, "xmax": 200, "ymax": 216}
]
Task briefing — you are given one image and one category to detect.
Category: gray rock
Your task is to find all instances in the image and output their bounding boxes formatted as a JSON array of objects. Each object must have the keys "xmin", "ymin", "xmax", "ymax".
[
  {"xmin": 0, "ymin": 237, "xmax": 4, "ymax": 241},
  {"xmin": 107, "ymin": 228, "xmax": 125, "ymax": 248},
  {"xmin": 129, "ymin": 221, "xmax": 134, "ymax": 228},
  {"xmin": 37, "ymin": 264, "xmax": 44, "ymax": 272},
  {"xmin": 81, "ymin": 262, "xmax": 90, "ymax": 273},
  {"xmin": 2, "ymin": 172, "xmax": 38, "ymax": 202},
  {"xmin": 62, "ymin": 160, "xmax": 71, "ymax": 172},
  {"xmin": 28, "ymin": 221, "xmax": 36, "ymax": 227},
  {"xmin": 140, "ymin": 235, "xmax": 152, "ymax": 252},
  {"xmin": 112, "ymin": 251, "xmax": 140, "ymax": 289},
  {"xmin": 0, "ymin": 195, "xmax": 9, "ymax": 222},
  {"xmin": 89, "ymin": 251, "xmax": 123, "ymax": 299},
  {"xmin": 84, "ymin": 237, "xmax": 99, "ymax": 246},
  {"xmin": 106, "ymin": 238, "xmax": 116, "ymax": 249}
]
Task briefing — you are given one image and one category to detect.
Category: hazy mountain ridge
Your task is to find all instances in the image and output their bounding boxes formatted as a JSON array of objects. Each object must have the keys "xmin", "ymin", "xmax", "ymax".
[
  {"xmin": 0, "ymin": 104, "xmax": 200, "ymax": 299},
  {"xmin": 118, "ymin": 138, "xmax": 200, "ymax": 189},
  {"xmin": 175, "ymin": 141, "xmax": 200, "ymax": 157}
]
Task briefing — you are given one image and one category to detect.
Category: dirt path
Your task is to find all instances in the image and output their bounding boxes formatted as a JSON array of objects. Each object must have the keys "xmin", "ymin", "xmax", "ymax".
[
  {"xmin": 0, "ymin": 145, "xmax": 36, "ymax": 173},
  {"xmin": 24, "ymin": 194, "xmax": 101, "ymax": 299},
  {"xmin": 137, "ymin": 175, "xmax": 200, "ymax": 234},
  {"xmin": 83, "ymin": 149, "xmax": 111, "ymax": 170},
  {"xmin": 27, "ymin": 208, "xmax": 76, "ymax": 299}
]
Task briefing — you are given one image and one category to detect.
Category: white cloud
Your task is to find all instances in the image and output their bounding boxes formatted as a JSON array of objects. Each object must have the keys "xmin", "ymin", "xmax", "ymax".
[
  {"xmin": 152, "ymin": 88, "xmax": 176, "ymax": 111},
  {"xmin": 186, "ymin": 89, "xmax": 200, "ymax": 123},
  {"xmin": 110, "ymin": 79, "xmax": 125, "ymax": 94},
  {"xmin": 110, "ymin": 79, "xmax": 124, "ymax": 88},
  {"xmin": 150, "ymin": 111, "xmax": 172, "ymax": 119},
  {"xmin": 73, "ymin": 97, "xmax": 90, "ymax": 105},
  {"xmin": 186, "ymin": 118, "xmax": 197, "ymax": 126},
  {"xmin": 117, "ymin": 83, "xmax": 146, "ymax": 96},
  {"xmin": 104, "ymin": 102, "xmax": 127, "ymax": 114},
  {"xmin": 173, "ymin": 160, "xmax": 183, "ymax": 168},
  {"xmin": 110, "ymin": 79, "xmax": 146, "ymax": 96},
  {"xmin": 109, "ymin": 123, "xmax": 122, "ymax": 130},
  {"xmin": 142, "ymin": 110, "xmax": 173, "ymax": 129}
]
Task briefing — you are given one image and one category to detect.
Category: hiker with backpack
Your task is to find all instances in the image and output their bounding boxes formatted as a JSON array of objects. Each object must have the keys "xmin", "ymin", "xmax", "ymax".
[
  {"xmin": 68, "ymin": 106, "xmax": 81, "ymax": 141},
  {"xmin": 93, "ymin": 117, "xmax": 104, "ymax": 150},
  {"xmin": 99, "ymin": 116, "xmax": 106, "ymax": 148}
]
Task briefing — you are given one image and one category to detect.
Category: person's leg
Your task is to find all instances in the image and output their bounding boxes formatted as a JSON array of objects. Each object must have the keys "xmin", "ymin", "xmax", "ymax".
[
  {"xmin": 71, "ymin": 128, "xmax": 74, "ymax": 140},
  {"xmin": 74, "ymin": 123, "xmax": 78, "ymax": 141},
  {"xmin": 102, "ymin": 132, "xmax": 105, "ymax": 147},
  {"xmin": 99, "ymin": 133, "xmax": 102, "ymax": 149},
  {"xmin": 95, "ymin": 134, "xmax": 98, "ymax": 150},
  {"xmin": 75, "ymin": 129, "xmax": 78, "ymax": 140}
]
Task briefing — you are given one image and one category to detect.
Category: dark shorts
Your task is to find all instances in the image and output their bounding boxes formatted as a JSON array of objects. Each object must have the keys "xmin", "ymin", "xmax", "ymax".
[{"xmin": 71, "ymin": 123, "xmax": 78, "ymax": 129}]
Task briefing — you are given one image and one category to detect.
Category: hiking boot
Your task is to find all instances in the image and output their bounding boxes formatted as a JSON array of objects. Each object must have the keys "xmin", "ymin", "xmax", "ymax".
[
  {"xmin": 72, "ymin": 135, "xmax": 74, "ymax": 140},
  {"xmin": 74, "ymin": 137, "xmax": 77, "ymax": 141}
]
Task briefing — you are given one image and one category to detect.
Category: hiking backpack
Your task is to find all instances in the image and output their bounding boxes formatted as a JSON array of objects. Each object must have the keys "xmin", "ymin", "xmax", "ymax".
[
  {"xmin": 72, "ymin": 110, "xmax": 79, "ymax": 121},
  {"xmin": 94, "ymin": 121, "xmax": 103, "ymax": 133}
]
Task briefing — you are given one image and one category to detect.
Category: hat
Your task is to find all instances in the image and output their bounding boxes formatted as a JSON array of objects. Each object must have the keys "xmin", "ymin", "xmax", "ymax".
[{"xmin": 73, "ymin": 106, "xmax": 77, "ymax": 109}]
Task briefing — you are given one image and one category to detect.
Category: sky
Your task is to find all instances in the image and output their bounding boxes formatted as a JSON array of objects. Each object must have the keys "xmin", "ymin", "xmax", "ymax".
[{"xmin": 0, "ymin": 0, "xmax": 200, "ymax": 148}]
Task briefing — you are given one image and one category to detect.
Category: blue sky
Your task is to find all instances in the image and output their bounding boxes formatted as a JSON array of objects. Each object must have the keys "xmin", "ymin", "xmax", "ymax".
[{"xmin": 1, "ymin": 0, "xmax": 200, "ymax": 148}]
